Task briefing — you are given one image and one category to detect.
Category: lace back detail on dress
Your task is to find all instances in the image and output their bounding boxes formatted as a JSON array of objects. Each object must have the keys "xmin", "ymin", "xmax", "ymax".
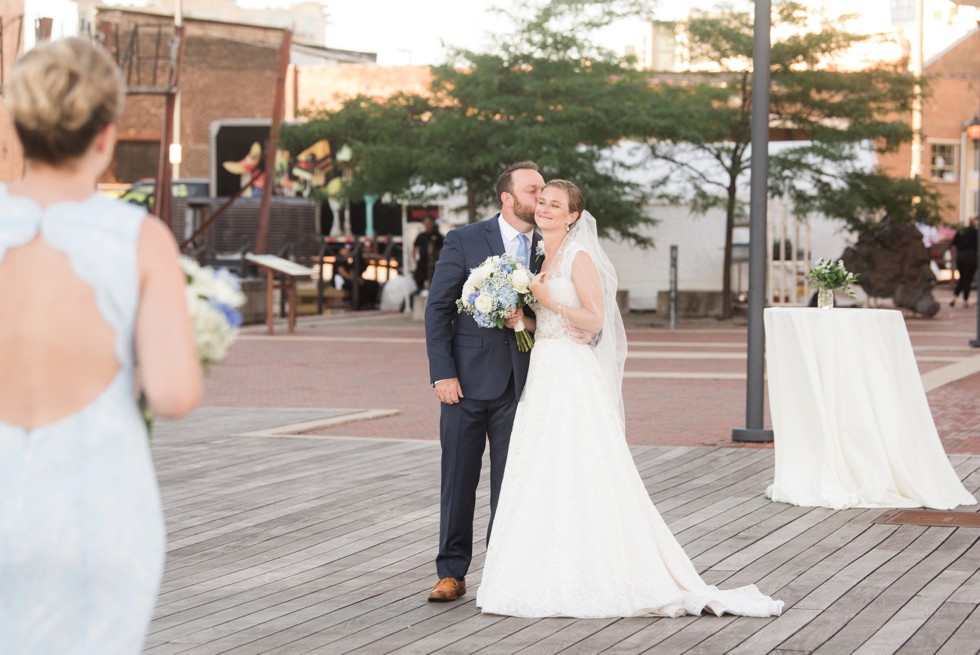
[{"xmin": 0, "ymin": 184, "xmax": 144, "ymax": 367}]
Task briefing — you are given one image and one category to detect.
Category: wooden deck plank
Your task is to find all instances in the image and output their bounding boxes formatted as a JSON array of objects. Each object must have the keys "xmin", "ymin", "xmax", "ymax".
[
  {"xmin": 935, "ymin": 604, "xmax": 980, "ymax": 655},
  {"xmin": 464, "ymin": 618, "xmax": 577, "ymax": 654},
  {"xmin": 670, "ymin": 512, "xmax": 888, "ymax": 652},
  {"xmin": 503, "ymin": 618, "xmax": 617, "ymax": 654},
  {"xmin": 895, "ymin": 602, "xmax": 975, "ymax": 655},
  {"xmin": 377, "ymin": 612, "xmax": 514, "ymax": 654},
  {"xmin": 596, "ymin": 616, "xmax": 697, "ymax": 653},
  {"xmin": 141, "ymin": 411, "xmax": 980, "ymax": 655},
  {"xmin": 550, "ymin": 618, "xmax": 656, "ymax": 654},
  {"xmin": 640, "ymin": 616, "xmax": 738, "ymax": 653},
  {"xmin": 311, "ymin": 600, "xmax": 489, "ymax": 654},
  {"xmin": 726, "ymin": 608, "xmax": 821, "ymax": 655},
  {"xmin": 846, "ymin": 531, "xmax": 980, "ymax": 654},
  {"xmin": 781, "ymin": 527, "xmax": 949, "ymax": 652},
  {"xmin": 431, "ymin": 616, "xmax": 542, "ymax": 654}
]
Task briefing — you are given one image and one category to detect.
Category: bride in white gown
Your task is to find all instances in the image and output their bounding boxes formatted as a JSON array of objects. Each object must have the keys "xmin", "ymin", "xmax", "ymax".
[{"xmin": 477, "ymin": 180, "xmax": 783, "ymax": 619}]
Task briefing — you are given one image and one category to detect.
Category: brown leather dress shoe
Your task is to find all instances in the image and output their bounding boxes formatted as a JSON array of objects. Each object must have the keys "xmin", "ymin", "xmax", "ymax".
[{"xmin": 427, "ymin": 577, "xmax": 466, "ymax": 602}]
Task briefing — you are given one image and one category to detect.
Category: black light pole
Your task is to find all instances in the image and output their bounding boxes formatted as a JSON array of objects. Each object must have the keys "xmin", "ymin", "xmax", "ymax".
[
  {"xmin": 733, "ymin": 0, "xmax": 775, "ymax": 443},
  {"xmin": 967, "ymin": 116, "xmax": 980, "ymax": 348}
]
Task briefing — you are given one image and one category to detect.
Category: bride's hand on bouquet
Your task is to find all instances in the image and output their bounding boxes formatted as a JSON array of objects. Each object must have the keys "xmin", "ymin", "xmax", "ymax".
[{"xmin": 503, "ymin": 308, "xmax": 525, "ymax": 330}]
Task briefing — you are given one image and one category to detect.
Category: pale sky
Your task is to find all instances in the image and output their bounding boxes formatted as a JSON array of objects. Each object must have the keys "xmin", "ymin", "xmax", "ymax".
[
  {"xmin": 324, "ymin": 0, "xmax": 506, "ymax": 65},
  {"xmin": 317, "ymin": 0, "xmax": 895, "ymax": 66},
  {"xmin": 318, "ymin": 0, "xmax": 697, "ymax": 66},
  {"xmin": 27, "ymin": 0, "xmax": 904, "ymax": 64}
]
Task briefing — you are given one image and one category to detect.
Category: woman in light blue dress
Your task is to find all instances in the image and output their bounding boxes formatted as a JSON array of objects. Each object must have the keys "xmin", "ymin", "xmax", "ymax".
[{"xmin": 0, "ymin": 38, "xmax": 202, "ymax": 653}]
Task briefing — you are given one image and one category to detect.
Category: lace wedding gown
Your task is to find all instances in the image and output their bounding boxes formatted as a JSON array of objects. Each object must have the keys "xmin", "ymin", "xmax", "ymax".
[
  {"xmin": 477, "ymin": 237, "xmax": 783, "ymax": 619},
  {"xmin": 0, "ymin": 185, "xmax": 165, "ymax": 652}
]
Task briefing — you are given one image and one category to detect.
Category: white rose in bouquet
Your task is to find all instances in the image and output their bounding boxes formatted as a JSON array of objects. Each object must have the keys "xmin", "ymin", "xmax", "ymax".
[
  {"xmin": 470, "ymin": 262, "xmax": 495, "ymax": 286},
  {"xmin": 508, "ymin": 268, "xmax": 532, "ymax": 293},
  {"xmin": 474, "ymin": 292, "xmax": 494, "ymax": 314}
]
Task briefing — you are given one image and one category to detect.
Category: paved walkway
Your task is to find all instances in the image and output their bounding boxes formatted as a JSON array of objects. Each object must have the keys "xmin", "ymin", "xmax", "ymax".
[{"xmin": 200, "ymin": 285, "xmax": 980, "ymax": 454}]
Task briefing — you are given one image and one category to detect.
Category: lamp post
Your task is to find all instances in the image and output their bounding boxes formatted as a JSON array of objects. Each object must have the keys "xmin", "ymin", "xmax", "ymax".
[
  {"xmin": 732, "ymin": 0, "xmax": 774, "ymax": 443},
  {"xmin": 967, "ymin": 116, "xmax": 980, "ymax": 348}
]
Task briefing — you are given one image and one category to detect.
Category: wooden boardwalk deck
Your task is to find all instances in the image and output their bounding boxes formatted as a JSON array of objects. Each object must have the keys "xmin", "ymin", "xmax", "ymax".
[{"xmin": 144, "ymin": 408, "xmax": 980, "ymax": 655}]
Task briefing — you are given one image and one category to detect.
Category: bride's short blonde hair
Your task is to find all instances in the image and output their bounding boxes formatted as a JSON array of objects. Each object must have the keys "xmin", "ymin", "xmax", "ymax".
[
  {"xmin": 4, "ymin": 37, "xmax": 124, "ymax": 164},
  {"xmin": 544, "ymin": 179, "xmax": 585, "ymax": 220}
]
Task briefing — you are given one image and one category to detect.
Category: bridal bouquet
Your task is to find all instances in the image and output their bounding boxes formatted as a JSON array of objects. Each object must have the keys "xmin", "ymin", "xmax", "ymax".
[
  {"xmin": 180, "ymin": 256, "xmax": 247, "ymax": 368},
  {"xmin": 807, "ymin": 258, "xmax": 859, "ymax": 296},
  {"xmin": 140, "ymin": 257, "xmax": 246, "ymax": 434},
  {"xmin": 456, "ymin": 254, "xmax": 536, "ymax": 351}
]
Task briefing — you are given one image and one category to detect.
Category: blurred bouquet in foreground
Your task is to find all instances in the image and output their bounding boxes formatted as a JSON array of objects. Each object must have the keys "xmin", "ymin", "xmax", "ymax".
[
  {"xmin": 141, "ymin": 258, "xmax": 246, "ymax": 434},
  {"xmin": 180, "ymin": 256, "xmax": 246, "ymax": 368},
  {"xmin": 457, "ymin": 254, "xmax": 536, "ymax": 352}
]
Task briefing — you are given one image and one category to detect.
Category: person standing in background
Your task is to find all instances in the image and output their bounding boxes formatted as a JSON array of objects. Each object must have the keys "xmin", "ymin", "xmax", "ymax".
[
  {"xmin": 950, "ymin": 217, "xmax": 978, "ymax": 308},
  {"xmin": 413, "ymin": 216, "xmax": 444, "ymax": 294}
]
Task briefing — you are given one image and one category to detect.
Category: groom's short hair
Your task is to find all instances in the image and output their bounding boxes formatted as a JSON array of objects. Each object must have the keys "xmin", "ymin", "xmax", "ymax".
[{"xmin": 496, "ymin": 161, "xmax": 539, "ymax": 207}]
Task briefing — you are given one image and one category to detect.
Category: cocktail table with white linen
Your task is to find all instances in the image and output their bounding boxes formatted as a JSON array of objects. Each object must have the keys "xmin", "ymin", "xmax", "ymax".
[{"xmin": 764, "ymin": 307, "xmax": 975, "ymax": 510}]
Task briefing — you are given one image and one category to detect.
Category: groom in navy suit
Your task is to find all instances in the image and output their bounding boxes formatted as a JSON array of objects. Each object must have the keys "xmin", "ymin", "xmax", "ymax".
[{"xmin": 424, "ymin": 161, "xmax": 545, "ymax": 602}]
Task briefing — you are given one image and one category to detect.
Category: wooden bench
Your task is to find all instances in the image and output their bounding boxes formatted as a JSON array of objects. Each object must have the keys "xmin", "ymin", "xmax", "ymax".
[
  {"xmin": 296, "ymin": 283, "xmax": 349, "ymax": 314},
  {"xmin": 244, "ymin": 254, "xmax": 314, "ymax": 333}
]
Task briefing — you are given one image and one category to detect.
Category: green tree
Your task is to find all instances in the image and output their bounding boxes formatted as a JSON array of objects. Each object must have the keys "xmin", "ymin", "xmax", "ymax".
[
  {"xmin": 791, "ymin": 169, "xmax": 946, "ymax": 236},
  {"xmin": 646, "ymin": 1, "xmax": 926, "ymax": 318},
  {"xmin": 285, "ymin": 0, "xmax": 661, "ymax": 243}
]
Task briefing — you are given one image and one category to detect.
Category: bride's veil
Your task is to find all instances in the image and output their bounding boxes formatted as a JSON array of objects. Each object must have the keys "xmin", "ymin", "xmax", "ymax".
[{"xmin": 568, "ymin": 210, "xmax": 628, "ymax": 430}]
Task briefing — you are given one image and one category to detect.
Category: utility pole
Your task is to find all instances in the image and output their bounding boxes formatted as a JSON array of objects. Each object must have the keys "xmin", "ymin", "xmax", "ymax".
[{"xmin": 171, "ymin": 0, "xmax": 182, "ymax": 179}]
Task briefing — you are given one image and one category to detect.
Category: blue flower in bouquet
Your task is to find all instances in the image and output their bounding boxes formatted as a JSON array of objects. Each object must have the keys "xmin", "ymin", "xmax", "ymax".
[
  {"xmin": 456, "ymin": 254, "xmax": 536, "ymax": 351},
  {"xmin": 180, "ymin": 257, "xmax": 247, "ymax": 367},
  {"xmin": 212, "ymin": 299, "xmax": 244, "ymax": 329}
]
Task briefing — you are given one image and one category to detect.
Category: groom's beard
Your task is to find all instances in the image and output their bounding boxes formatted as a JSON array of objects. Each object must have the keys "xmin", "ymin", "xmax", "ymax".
[{"xmin": 513, "ymin": 200, "xmax": 537, "ymax": 226}]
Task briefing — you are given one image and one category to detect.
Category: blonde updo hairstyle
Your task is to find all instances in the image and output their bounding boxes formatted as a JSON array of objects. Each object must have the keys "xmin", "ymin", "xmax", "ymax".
[{"xmin": 4, "ymin": 37, "xmax": 124, "ymax": 164}]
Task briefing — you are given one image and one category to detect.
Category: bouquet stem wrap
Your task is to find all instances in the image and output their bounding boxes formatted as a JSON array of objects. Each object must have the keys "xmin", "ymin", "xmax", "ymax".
[{"xmin": 513, "ymin": 319, "xmax": 535, "ymax": 352}]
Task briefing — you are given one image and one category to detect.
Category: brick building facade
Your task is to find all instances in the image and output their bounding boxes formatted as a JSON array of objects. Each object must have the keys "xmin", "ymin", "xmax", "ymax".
[
  {"xmin": 879, "ymin": 28, "xmax": 980, "ymax": 224},
  {"xmin": 0, "ymin": 7, "xmax": 378, "ymax": 186},
  {"xmin": 289, "ymin": 64, "xmax": 432, "ymax": 115},
  {"xmin": 96, "ymin": 9, "xmax": 292, "ymax": 183}
]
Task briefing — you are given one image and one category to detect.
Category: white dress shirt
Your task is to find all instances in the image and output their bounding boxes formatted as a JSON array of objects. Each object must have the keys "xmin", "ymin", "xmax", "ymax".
[{"xmin": 497, "ymin": 214, "xmax": 534, "ymax": 260}]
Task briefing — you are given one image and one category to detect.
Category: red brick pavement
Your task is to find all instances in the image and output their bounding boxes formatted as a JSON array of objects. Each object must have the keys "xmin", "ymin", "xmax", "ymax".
[{"xmin": 201, "ymin": 286, "xmax": 980, "ymax": 454}]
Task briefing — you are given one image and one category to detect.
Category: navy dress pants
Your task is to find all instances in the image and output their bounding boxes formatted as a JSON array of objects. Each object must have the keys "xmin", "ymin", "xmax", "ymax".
[{"xmin": 436, "ymin": 376, "xmax": 517, "ymax": 580}]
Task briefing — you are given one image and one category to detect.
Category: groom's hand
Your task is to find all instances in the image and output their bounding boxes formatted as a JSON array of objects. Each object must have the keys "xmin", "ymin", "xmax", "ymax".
[
  {"xmin": 434, "ymin": 378, "xmax": 464, "ymax": 404},
  {"xmin": 570, "ymin": 327, "xmax": 601, "ymax": 345}
]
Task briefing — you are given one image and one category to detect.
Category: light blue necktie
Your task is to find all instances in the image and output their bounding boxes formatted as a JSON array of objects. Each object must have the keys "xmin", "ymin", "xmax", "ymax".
[{"xmin": 516, "ymin": 233, "xmax": 529, "ymax": 267}]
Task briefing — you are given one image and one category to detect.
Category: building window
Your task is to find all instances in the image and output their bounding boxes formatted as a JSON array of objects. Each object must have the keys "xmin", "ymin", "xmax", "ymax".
[
  {"xmin": 114, "ymin": 140, "xmax": 160, "ymax": 183},
  {"xmin": 929, "ymin": 142, "xmax": 958, "ymax": 183}
]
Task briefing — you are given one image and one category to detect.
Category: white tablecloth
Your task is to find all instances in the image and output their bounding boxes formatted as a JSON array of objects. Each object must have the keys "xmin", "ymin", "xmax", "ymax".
[{"xmin": 764, "ymin": 308, "xmax": 975, "ymax": 510}]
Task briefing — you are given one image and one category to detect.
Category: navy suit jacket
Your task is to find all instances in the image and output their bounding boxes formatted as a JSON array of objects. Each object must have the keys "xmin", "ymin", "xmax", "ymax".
[{"xmin": 425, "ymin": 214, "xmax": 540, "ymax": 402}]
